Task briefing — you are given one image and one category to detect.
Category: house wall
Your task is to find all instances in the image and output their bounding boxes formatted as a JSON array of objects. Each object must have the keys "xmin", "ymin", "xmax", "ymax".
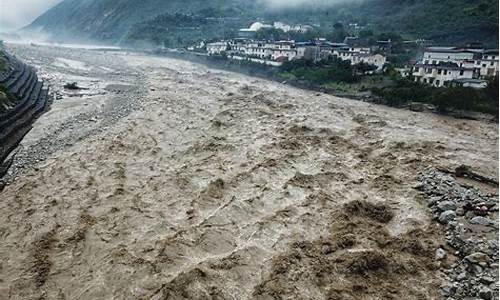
[
  {"xmin": 423, "ymin": 51, "xmax": 475, "ymax": 65},
  {"xmin": 412, "ymin": 65, "xmax": 475, "ymax": 87},
  {"xmin": 207, "ymin": 43, "xmax": 229, "ymax": 55},
  {"xmin": 479, "ymin": 57, "xmax": 499, "ymax": 77}
]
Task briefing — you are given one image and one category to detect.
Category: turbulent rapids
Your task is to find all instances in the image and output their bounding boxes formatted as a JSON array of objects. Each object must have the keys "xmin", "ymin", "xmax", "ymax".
[{"xmin": 0, "ymin": 43, "xmax": 497, "ymax": 300}]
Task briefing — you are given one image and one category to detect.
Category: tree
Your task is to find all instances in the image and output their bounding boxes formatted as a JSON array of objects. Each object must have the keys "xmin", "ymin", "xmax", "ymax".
[
  {"xmin": 359, "ymin": 29, "xmax": 374, "ymax": 38},
  {"xmin": 329, "ymin": 22, "xmax": 347, "ymax": 42}
]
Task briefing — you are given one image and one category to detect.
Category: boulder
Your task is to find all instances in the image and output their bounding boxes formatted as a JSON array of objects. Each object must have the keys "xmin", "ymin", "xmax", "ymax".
[
  {"xmin": 439, "ymin": 210, "xmax": 457, "ymax": 224},
  {"xmin": 465, "ymin": 252, "xmax": 490, "ymax": 264},
  {"xmin": 438, "ymin": 201, "xmax": 457, "ymax": 212},
  {"xmin": 478, "ymin": 287, "xmax": 493, "ymax": 300},
  {"xmin": 470, "ymin": 216, "xmax": 494, "ymax": 226}
]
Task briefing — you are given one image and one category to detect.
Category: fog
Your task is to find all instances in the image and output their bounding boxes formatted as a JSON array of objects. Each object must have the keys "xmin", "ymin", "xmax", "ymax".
[{"xmin": 0, "ymin": 0, "xmax": 61, "ymax": 32}]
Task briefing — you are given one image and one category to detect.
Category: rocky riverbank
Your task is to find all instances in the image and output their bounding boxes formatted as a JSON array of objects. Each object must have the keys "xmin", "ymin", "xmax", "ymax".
[{"xmin": 419, "ymin": 167, "xmax": 498, "ymax": 299}]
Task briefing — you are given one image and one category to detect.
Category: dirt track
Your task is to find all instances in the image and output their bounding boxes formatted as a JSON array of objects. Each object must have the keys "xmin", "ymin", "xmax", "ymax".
[{"xmin": 0, "ymin": 44, "xmax": 498, "ymax": 299}]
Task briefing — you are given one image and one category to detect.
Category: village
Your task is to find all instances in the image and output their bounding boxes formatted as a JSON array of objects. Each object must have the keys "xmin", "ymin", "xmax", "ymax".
[{"xmin": 197, "ymin": 21, "xmax": 499, "ymax": 90}]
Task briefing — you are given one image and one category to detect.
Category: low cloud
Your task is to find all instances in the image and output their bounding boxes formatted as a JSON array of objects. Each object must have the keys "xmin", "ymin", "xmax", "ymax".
[{"xmin": 0, "ymin": 0, "xmax": 61, "ymax": 32}]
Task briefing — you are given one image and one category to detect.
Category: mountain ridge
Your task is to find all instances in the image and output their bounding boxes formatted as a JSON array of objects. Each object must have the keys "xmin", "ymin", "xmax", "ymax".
[{"xmin": 24, "ymin": 0, "xmax": 499, "ymax": 46}]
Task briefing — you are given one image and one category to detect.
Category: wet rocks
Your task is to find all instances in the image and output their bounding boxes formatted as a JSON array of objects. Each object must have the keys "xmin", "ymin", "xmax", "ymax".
[
  {"xmin": 465, "ymin": 252, "xmax": 490, "ymax": 264},
  {"xmin": 479, "ymin": 287, "xmax": 493, "ymax": 300},
  {"xmin": 419, "ymin": 169, "xmax": 499, "ymax": 299},
  {"xmin": 471, "ymin": 216, "xmax": 495, "ymax": 226},
  {"xmin": 439, "ymin": 210, "xmax": 457, "ymax": 223},
  {"xmin": 438, "ymin": 201, "xmax": 457, "ymax": 211}
]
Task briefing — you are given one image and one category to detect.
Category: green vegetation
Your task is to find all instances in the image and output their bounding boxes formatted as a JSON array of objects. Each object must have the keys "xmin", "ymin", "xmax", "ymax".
[
  {"xmin": 28, "ymin": 0, "xmax": 498, "ymax": 47},
  {"xmin": 278, "ymin": 58, "xmax": 377, "ymax": 85},
  {"xmin": 363, "ymin": 0, "xmax": 498, "ymax": 46},
  {"xmin": 254, "ymin": 28, "xmax": 318, "ymax": 42},
  {"xmin": 372, "ymin": 77, "xmax": 499, "ymax": 115},
  {"xmin": 345, "ymin": 31, "xmax": 420, "ymax": 68},
  {"xmin": 123, "ymin": 13, "xmax": 241, "ymax": 48},
  {"xmin": 267, "ymin": 0, "xmax": 498, "ymax": 46}
]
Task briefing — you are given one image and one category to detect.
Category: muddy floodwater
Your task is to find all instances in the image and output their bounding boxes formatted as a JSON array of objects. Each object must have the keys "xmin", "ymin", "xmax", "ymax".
[{"xmin": 0, "ymin": 43, "xmax": 498, "ymax": 299}]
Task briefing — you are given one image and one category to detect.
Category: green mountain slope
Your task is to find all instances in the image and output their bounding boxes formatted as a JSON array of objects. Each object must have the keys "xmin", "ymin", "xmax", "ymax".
[
  {"xmin": 351, "ymin": 0, "xmax": 498, "ymax": 45},
  {"xmin": 25, "ymin": 0, "xmax": 258, "ymax": 42},
  {"xmin": 25, "ymin": 0, "xmax": 498, "ymax": 46}
]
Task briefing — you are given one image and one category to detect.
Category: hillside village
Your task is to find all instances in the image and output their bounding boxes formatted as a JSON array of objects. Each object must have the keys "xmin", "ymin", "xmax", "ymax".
[
  {"xmin": 205, "ymin": 38, "xmax": 387, "ymax": 71},
  {"xmin": 198, "ymin": 22, "xmax": 499, "ymax": 90}
]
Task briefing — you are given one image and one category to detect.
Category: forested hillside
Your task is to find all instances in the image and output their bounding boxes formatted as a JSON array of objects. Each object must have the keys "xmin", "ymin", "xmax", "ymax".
[
  {"xmin": 25, "ymin": 0, "xmax": 498, "ymax": 46},
  {"xmin": 351, "ymin": 0, "xmax": 498, "ymax": 45},
  {"xmin": 25, "ymin": 0, "xmax": 258, "ymax": 42}
]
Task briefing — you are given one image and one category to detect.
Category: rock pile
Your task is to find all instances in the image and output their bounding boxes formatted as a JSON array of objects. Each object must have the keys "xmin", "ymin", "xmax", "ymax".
[{"xmin": 418, "ymin": 168, "xmax": 498, "ymax": 299}]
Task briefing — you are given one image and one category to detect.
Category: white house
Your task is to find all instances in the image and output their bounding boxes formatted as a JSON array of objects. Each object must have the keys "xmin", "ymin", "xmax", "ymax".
[
  {"xmin": 350, "ymin": 53, "xmax": 386, "ymax": 71},
  {"xmin": 479, "ymin": 49, "xmax": 499, "ymax": 77},
  {"xmin": 317, "ymin": 42, "xmax": 349, "ymax": 59},
  {"xmin": 206, "ymin": 42, "xmax": 229, "ymax": 55},
  {"xmin": 333, "ymin": 49, "xmax": 386, "ymax": 71},
  {"xmin": 422, "ymin": 47, "xmax": 479, "ymax": 65},
  {"xmin": 412, "ymin": 63, "xmax": 475, "ymax": 87},
  {"xmin": 414, "ymin": 46, "xmax": 498, "ymax": 85},
  {"xmin": 244, "ymin": 41, "xmax": 271, "ymax": 59}
]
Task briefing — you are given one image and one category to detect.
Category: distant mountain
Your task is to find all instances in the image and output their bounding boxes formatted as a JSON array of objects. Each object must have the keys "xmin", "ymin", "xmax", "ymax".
[
  {"xmin": 25, "ymin": 0, "xmax": 498, "ymax": 46},
  {"xmin": 24, "ymin": 0, "xmax": 258, "ymax": 42}
]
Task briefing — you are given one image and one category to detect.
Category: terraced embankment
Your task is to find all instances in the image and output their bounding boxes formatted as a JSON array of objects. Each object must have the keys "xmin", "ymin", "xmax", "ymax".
[{"xmin": 0, "ymin": 51, "xmax": 51, "ymax": 178}]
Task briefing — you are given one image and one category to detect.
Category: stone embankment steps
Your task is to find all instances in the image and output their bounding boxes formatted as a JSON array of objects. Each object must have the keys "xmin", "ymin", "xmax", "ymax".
[
  {"xmin": 0, "ymin": 52, "xmax": 51, "ymax": 178},
  {"xmin": 0, "ymin": 76, "xmax": 41, "ymax": 128}
]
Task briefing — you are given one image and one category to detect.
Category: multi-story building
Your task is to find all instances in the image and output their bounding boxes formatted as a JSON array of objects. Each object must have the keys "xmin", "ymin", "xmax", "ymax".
[
  {"xmin": 412, "ymin": 63, "xmax": 476, "ymax": 87},
  {"xmin": 244, "ymin": 41, "xmax": 272, "ymax": 59},
  {"xmin": 420, "ymin": 46, "xmax": 498, "ymax": 79},
  {"xmin": 407, "ymin": 45, "xmax": 498, "ymax": 88},
  {"xmin": 206, "ymin": 42, "xmax": 229, "ymax": 55},
  {"xmin": 422, "ymin": 47, "xmax": 479, "ymax": 65},
  {"xmin": 350, "ymin": 53, "xmax": 387, "ymax": 71}
]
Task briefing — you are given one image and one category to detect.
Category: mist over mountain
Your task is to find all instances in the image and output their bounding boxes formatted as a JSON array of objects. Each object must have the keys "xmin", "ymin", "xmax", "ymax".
[
  {"xmin": 25, "ymin": 0, "xmax": 237, "ymax": 42},
  {"xmin": 0, "ymin": 0, "xmax": 61, "ymax": 32},
  {"xmin": 23, "ymin": 0, "xmax": 498, "ymax": 46}
]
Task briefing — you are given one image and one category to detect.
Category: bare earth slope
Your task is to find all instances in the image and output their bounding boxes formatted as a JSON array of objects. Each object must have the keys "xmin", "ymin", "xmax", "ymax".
[{"xmin": 0, "ymin": 44, "xmax": 498, "ymax": 300}]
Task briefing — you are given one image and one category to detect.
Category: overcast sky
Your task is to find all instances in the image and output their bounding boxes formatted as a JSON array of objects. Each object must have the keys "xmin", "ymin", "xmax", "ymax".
[{"xmin": 0, "ymin": 0, "xmax": 61, "ymax": 32}]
